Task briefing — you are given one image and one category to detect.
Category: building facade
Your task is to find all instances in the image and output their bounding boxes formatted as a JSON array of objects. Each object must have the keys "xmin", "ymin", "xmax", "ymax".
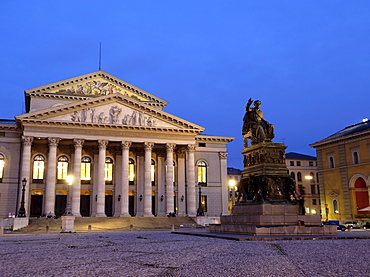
[
  {"xmin": 310, "ymin": 120, "xmax": 370, "ymax": 223},
  {"xmin": 0, "ymin": 71, "xmax": 233, "ymax": 219},
  {"xmin": 285, "ymin": 152, "xmax": 320, "ymax": 216}
]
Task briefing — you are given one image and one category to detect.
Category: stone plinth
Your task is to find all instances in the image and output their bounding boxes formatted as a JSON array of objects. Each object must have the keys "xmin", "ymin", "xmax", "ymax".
[
  {"xmin": 209, "ymin": 203, "xmax": 336, "ymax": 235},
  {"xmin": 61, "ymin": 215, "xmax": 75, "ymax": 232}
]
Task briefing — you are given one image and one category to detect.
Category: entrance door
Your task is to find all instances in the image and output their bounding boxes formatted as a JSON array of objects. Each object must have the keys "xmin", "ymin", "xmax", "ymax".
[
  {"xmin": 129, "ymin": 195, "xmax": 134, "ymax": 216},
  {"xmin": 80, "ymin": 195, "xmax": 90, "ymax": 217},
  {"xmin": 55, "ymin": 195, "xmax": 66, "ymax": 217},
  {"xmin": 152, "ymin": 195, "xmax": 156, "ymax": 216},
  {"xmin": 105, "ymin": 195, "xmax": 113, "ymax": 217},
  {"xmin": 30, "ymin": 195, "xmax": 43, "ymax": 217}
]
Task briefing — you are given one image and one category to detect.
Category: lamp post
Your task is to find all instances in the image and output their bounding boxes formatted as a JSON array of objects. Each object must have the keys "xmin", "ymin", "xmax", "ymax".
[
  {"xmin": 197, "ymin": 184, "xmax": 204, "ymax": 216},
  {"xmin": 64, "ymin": 176, "xmax": 73, "ymax": 215},
  {"xmin": 229, "ymin": 179, "xmax": 236, "ymax": 207},
  {"xmin": 18, "ymin": 178, "xmax": 27, "ymax": 217}
]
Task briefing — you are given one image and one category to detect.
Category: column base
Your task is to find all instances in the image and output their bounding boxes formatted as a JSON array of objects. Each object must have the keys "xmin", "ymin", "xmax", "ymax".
[
  {"xmin": 143, "ymin": 213, "xmax": 155, "ymax": 217},
  {"xmin": 95, "ymin": 213, "xmax": 107, "ymax": 217},
  {"xmin": 119, "ymin": 213, "xmax": 132, "ymax": 217},
  {"xmin": 73, "ymin": 213, "xmax": 82, "ymax": 217}
]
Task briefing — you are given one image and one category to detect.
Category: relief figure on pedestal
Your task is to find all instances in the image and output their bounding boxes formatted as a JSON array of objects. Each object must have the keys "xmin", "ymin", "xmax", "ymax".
[{"xmin": 242, "ymin": 98, "xmax": 275, "ymax": 145}]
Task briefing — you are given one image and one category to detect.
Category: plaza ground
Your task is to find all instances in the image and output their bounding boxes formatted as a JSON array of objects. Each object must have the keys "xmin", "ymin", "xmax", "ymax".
[{"xmin": 1, "ymin": 229, "xmax": 370, "ymax": 276}]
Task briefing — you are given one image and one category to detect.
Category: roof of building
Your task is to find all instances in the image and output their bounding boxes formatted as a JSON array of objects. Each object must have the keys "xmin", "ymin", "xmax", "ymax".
[
  {"xmin": 0, "ymin": 119, "xmax": 16, "ymax": 124},
  {"xmin": 227, "ymin": 167, "xmax": 243, "ymax": 174},
  {"xmin": 311, "ymin": 120, "xmax": 370, "ymax": 147},
  {"xmin": 285, "ymin": 152, "xmax": 316, "ymax": 160}
]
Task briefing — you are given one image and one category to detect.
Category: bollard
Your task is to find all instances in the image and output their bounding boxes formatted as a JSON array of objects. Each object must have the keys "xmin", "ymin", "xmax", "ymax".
[
  {"xmin": 0, "ymin": 226, "xmax": 4, "ymax": 236},
  {"xmin": 130, "ymin": 224, "xmax": 133, "ymax": 231},
  {"xmin": 88, "ymin": 225, "xmax": 92, "ymax": 233},
  {"xmin": 171, "ymin": 224, "xmax": 175, "ymax": 232},
  {"xmin": 46, "ymin": 225, "xmax": 50, "ymax": 234}
]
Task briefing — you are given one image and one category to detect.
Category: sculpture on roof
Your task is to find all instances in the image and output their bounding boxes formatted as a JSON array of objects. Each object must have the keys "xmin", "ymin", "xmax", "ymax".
[{"xmin": 242, "ymin": 98, "xmax": 275, "ymax": 145}]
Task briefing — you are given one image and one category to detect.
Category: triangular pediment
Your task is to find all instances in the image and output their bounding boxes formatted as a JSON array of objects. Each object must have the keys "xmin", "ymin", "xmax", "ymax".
[
  {"xmin": 16, "ymin": 93, "xmax": 204, "ymax": 132},
  {"xmin": 25, "ymin": 71, "xmax": 168, "ymax": 109}
]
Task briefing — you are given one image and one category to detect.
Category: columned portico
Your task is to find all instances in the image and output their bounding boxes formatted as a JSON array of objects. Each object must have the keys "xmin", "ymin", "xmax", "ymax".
[
  {"xmin": 120, "ymin": 141, "xmax": 131, "ymax": 217},
  {"xmin": 166, "ymin": 143, "xmax": 176, "ymax": 215},
  {"xmin": 20, "ymin": 136, "xmax": 33, "ymax": 217},
  {"xmin": 72, "ymin": 139, "xmax": 84, "ymax": 216},
  {"xmin": 44, "ymin": 138, "xmax": 59, "ymax": 216},
  {"xmin": 96, "ymin": 140, "xmax": 108, "ymax": 217},
  {"xmin": 187, "ymin": 145, "xmax": 197, "ymax": 217},
  {"xmin": 143, "ymin": 142, "xmax": 154, "ymax": 217}
]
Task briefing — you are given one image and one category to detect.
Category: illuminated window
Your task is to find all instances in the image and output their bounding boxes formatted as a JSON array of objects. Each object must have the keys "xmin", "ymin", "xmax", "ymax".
[
  {"xmin": 105, "ymin": 157, "xmax": 113, "ymax": 181},
  {"xmin": 57, "ymin": 155, "xmax": 69, "ymax": 180},
  {"xmin": 129, "ymin": 158, "xmax": 135, "ymax": 185},
  {"xmin": 33, "ymin": 155, "xmax": 45, "ymax": 181},
  {"xmin": 333, "ymin": 199, "xmax": 339, "ymax": 214},
  {"xmin": 201, "ymin": 195, "xmax": 207, "ymax": 212},
  {"xmin": 197, "ymin": 161, "xmax": 207, "ymax": 186},
  {"xmin": 81, "ymin": 157, "xmax": 91, "ymax": 181},
  {"xmin": 0, "ymin": 153, "xmax": 4, "ymax": 182},
  {"xmin": 151, "ymin": 159, "xmax": 155, "ymax": 186}
]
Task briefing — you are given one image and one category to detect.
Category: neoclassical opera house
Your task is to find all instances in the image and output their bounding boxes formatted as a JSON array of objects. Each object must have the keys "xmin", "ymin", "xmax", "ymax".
[{"xmin": 0, "ymin": 71, "xmax": 233, "ymax": 219}]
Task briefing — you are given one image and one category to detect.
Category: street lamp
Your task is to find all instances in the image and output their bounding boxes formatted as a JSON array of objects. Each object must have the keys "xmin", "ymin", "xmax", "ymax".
[
  {"xmin": 18, "ymin": 178, "xmax": 27, "ymax": 217},
  {"xmin": 64, "ymin": 176, "xmax": 73, "ymax": 215},
  {"xmin": 229, "ymin": 179, "xmax": 236, "ymax": 207}
]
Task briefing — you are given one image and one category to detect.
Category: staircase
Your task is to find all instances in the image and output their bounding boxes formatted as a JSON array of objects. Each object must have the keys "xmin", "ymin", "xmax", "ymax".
[{"xmin": 20, "ymin": 216, "xmax": 198, "ymax": 232}]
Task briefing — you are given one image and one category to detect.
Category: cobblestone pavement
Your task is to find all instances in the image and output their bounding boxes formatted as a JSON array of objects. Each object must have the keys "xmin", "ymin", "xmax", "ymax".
[{"xmin": 0, "ymin": 231, "xmax": 369, "ymax": 277}]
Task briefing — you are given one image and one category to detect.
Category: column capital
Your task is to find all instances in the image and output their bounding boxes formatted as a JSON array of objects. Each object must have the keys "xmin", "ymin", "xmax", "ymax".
[
  {"xmin": 74, "ymin": 139, "xmax": 85, "ymax": 148},
  {"xmin": 22, "ymin": 136, "xmax": 34, "ymax": 146},
  {"xmin": 48, "ymin": 137, "xmax": 60, "ymax": 147},
  {"xmin": 219, "ymin": 152, "xmax": 228, "ymax": 160},
  {"xmin": 166, "ymin": 143, "xmax": 176, "ymax": 152},
  {"xmin": 187, "ymin": 144, "xmax": 196, "ymax": 152},
  {"xmin": 98, "ymin": 140, "xmax": 108, "ymax": 149},
  {"xmin": 121, "ymin": 141, "xmax": 132, "ymax": 150},
  {"xmin": 144, "ymin": 142, "xmax": 154, "ymax": 151}
]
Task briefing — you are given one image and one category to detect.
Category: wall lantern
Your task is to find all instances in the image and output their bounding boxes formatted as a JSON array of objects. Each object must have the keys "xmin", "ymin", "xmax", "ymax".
[
  {"xmin": 95, "ymin": 195, "xmax": 98, "ymax": 201},
  {"xmin": 118, "ymin": 194, "xmax": 121, "ymax": 201},
  {"xmin": 139, "ymin": 195, "xmax": 143, "ymax": 202},
  {"xmin": 160, "ymin": 195, "xmax": 164, "ymax": 202},
  {"xmin": 181, "ymin": 195, "xmax": 184, "ymax": 202}
]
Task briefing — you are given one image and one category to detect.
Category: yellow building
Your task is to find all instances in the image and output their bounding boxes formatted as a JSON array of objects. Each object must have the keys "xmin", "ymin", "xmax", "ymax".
[{"xmin": 311, "ymin": 120, "xmax": 370, "ymax": 224}]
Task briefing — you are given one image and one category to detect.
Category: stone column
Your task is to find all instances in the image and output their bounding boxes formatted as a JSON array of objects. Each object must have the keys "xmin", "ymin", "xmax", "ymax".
[
  {"xmin": 71, "ymin": 139, "xmax": 84, "ymax": 216},
  {"xmin": 143, "ymin": 142, "xmax": 154, "ymax": 217},
  {"xmin": 166, "ymin": 143, "xmax": 176, "ymax": 215},
  {"xmin": 186, "ymin": 145, "xmax": 197, "ymax": 217},
  {"xmin": 219, "ymin": 151, "xmax": 229, "ymax": 216},
  {"xmin": 44, "ymin": 138, "xmax": 60, "ymax": 216},
  {"xmin": 20, "ymin": 136, "xmax": 33, "ymax": 217},
  {"xmin": 120, "ymin": 141, "xmax": 132, "ymax": 217},
  {"xmin": 96, "ymin": 140, "xmax": 108, "ymax": 217},
  {"xmin": 176, "ymin": 149, "xmax": 186, "ymax": 217}
]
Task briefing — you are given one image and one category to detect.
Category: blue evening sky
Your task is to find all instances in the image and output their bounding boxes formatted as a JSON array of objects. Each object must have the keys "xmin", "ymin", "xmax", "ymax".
[{"xmin": 1, "ymin": 1, "xmax": 370, "ymax": 169}]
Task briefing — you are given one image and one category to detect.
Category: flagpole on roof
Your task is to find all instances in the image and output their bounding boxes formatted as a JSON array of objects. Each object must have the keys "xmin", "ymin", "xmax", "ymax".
[{"xmin": 99, "ymin": 42, "xmax": 102, "ymax": 71}]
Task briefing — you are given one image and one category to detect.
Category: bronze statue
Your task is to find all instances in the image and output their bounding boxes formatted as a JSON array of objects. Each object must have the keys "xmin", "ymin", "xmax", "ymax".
[{"xmin": 242, "ymin": 98, "xmax": 275, "ymax": 145}]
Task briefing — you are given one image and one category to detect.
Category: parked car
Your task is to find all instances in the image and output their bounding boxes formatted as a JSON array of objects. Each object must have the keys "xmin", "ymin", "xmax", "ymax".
[
  {"xmin": 344, "ymin": 221, "xmax": 361, "ymax": 229},
  {"xmin": 323, "ymin": 221, "xmax": 346, "ymax": 231},
  {"xmin": 363, "ymin": 222, "xmax": 370, "ymax": 229}
]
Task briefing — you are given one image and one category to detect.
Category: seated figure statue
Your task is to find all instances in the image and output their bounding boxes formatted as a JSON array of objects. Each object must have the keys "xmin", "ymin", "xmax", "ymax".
[{"xmin": 242, "ymin": 98, "xmax": 275, "ymax": 145}]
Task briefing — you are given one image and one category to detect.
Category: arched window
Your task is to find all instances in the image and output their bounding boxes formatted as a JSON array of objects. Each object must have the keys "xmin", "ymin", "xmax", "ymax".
[
  {"xmin": 290, "ymin": 172, "xmax": 295, "ymax": 180},
  {"xmin": 151, "ymin": 159, "xmax": 155, "ymax": 186},
  {"xmin": 81, "ymin": 156, "xmax": 91, "ymax": 181},
  {"xmin": 129, "ymin": 158, "xmax": 135, "ymax": 185},
  {"xmin": 297, "ymin": 172, "xmax": 302, "ymax": 182},
  {"xmin": 353, "ymin": 151, "xmax": 359, "ymax": 164},
  {"xmin": 333, "ymin": 199, "xmax": 339, "ymax": 214},
  {"xmin": 105, "ymin": 157, "xmax": 113, "ymax": 182},
  {"xmin": 197, "ymin": 161, "xmax": 207, "ymax": 186},
  {"xmin": 33, "ymin": 155, "xmax": 45, "ymax": 182},
  {"xmin": 0, "ymin": 153, "xmax": 4, "ymax": 182},
  {"xmin": 57, "ymin": 155, "xmax": 69, "ymax": 181},
  {"xmin": 329, "ymin": 156, "xmax": 334, "ymax": 168}
]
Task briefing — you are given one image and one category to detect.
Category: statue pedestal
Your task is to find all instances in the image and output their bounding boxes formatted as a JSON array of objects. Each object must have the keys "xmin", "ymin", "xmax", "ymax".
[
  {"xmin": 242, "ymin": 142, "xmax": 289, "ymax": 178},
  {"xmin": 209, "ymin": 203, "xmax": 336, "ymax": 235},
  {"xmin": 61, "ymin": 216, "xmax": 75, "ymax": 232}
]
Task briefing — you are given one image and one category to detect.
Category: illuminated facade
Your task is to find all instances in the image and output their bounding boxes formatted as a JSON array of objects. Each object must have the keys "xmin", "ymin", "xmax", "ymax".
[
  {"xmin": 0, "ymin": 71, "xmax": 233, "ymax": 218},
  {"xmin": 311, "ymin": 120, "xmax": 370, "ymax": 223},
  {"xmin": 285, "ymin": 152, "xmax": 320, "ymax": 216}
]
